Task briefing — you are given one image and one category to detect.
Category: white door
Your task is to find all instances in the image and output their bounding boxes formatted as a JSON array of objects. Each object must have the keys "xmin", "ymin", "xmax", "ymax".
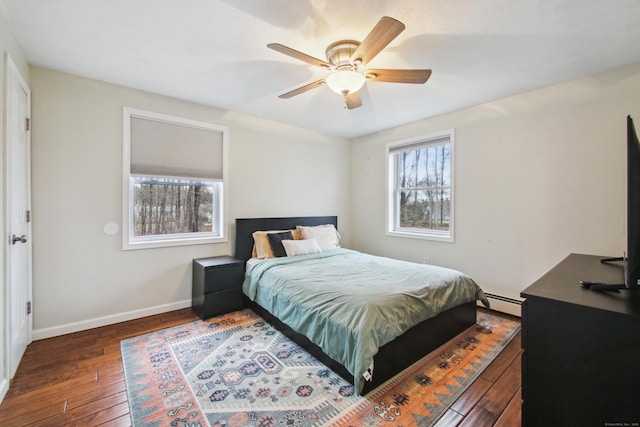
[{"xmin": 5, "ymin": 55, "xmax": 32, "ymax": 378}]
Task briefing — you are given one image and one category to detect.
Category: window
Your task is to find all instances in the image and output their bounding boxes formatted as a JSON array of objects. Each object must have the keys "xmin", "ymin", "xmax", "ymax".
[
  {"xmin": 123, "ymin": 108, "xmax": 228, "ymax": 250},
  {"xmin": 386, "ymin": 129, "xmax": 454, "ymax": 242}
]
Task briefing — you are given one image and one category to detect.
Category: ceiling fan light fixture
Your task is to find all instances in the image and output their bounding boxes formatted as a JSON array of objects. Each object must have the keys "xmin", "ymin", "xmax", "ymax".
[{"xmin": 326, "ymin": 70, "xmax": 365, "ymax": 95}]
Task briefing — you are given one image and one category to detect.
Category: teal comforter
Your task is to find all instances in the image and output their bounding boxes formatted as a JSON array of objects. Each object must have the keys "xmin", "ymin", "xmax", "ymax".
[{"xmin": 243, "ymin": 248, "xmax": 489, "ymax": 393}]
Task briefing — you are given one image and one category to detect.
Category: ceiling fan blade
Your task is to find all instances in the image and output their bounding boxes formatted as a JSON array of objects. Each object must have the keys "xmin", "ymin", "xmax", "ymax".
[
  {"xmin": 278, "ymin": 79, "xmax": 326, "ymax": 99},
  {"xmin": 366, "ymin": 69, "xmax": 432, "ymax": 84},
  {"xmin": 350, "ymin": 16, "xmax": 405, "ymax": 67},
  {"xmin": 345, "ymin": 91, "xmax": 363, "ymax": 109},
  {"xmin": 267, "ymin": 43, "xmax": 333, "ymax": 69}
]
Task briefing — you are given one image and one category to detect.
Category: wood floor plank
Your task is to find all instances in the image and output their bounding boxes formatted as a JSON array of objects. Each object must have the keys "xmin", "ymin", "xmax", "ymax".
[
  {"xmin": 432, "ymin": 408, "xmax": 464, "ymax": 427},
  {"xmin": 14, "ymin": 347, "xmax": 104, "ymax": 375},
  {"xmin": 1, "ymin": 372, "xmax": 98, "ymax": 409},
  {"xmin": 98, "ymin": 364, "xmax": 124, "ymax": 380},
  {"xmin": 103, "ymin": 341, "xmax": 125, "ymax": 355},
  {"xmin": 8, "ymin": 365, "xmax": 97, "ymax": 395},
  {"xmin": 35, "ymin": 400, "xmax": 130, "ymax": 427},
  {"xmin": 458, "ymin": 405, "xmax": 499, "ymax": 427},
  {"xmin": 97, "ymin": 413, "xmax": 132, "ymax": 427},
  {"xmin": 494, "ymin": 387, "xmax": 522, "ymax": 427},
  {"xmin": 0, "ymin": 400, "xmax": 65, "ymax": 427},
  {"xmin": 478, "ymin": 361, "xmax": 522, "ymax": 417},
  {"xmin": 65, "ymin": 379, "xmax": 127, "ymax": 411},
  {"xmin": 76, "ymin": 351, "xmax": 122, "ymax": 369},
  {"xmin": 450, "ymin": 376, "xmax": 493, "ymax": 416},
  {"xmin": 71, "ymin": 325, "xmax": 118, "ymax": 340}
]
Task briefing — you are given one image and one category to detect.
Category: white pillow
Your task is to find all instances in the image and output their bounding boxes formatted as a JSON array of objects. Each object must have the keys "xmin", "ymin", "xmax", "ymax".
[
  {"xmin": 282, "ymin": 238, "xmax": 322, "ymax": 256},
  {"xmin": 296, "ymin": 224, "xmax": 340, "ymax": 250}
]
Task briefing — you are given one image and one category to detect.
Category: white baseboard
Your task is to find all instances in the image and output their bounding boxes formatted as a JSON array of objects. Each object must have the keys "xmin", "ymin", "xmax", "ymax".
[
  {"xmin": 32, "ymin": 299, "xmax": 192, "ymax": 341},
  {"xmin": 480, "ymin": 293, "xmax": 523, "ymax": 317}
]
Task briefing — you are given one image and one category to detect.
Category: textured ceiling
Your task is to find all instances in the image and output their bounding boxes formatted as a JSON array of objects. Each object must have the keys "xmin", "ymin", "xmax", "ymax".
[{"xmin": 3, "ymin": 0, "xmax": 640, "ymax": 138}]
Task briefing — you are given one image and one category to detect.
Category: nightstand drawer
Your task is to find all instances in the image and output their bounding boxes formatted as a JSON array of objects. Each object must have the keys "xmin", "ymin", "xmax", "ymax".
[
  {"xmin": 197, "ymin": 288, "xmax": 244, "ymax": 318},
  {"xmin": 203, "ymin": 265, "xmax": 244, "ymax": 292}
]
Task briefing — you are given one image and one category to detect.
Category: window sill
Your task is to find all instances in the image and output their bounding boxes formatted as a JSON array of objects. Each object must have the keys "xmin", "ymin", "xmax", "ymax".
[
  {"xmin": 386, "ymin": 229, "xmax": 454, "ymax": 243},
  {"xmin": 122, "ymin": 235, "xmax": 227, "ymax": 251}
]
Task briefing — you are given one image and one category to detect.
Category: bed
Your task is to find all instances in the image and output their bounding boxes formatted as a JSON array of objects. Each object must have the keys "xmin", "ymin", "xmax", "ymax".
[{"xmin": 235, "ymin": 216, "xmax": 489, "ymax": 394}]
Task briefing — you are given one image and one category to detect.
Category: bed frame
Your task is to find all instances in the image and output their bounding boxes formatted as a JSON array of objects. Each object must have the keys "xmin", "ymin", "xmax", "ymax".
[{"xmin": 235, "ymin": 216, "xmax": 477, "ymax": 394}]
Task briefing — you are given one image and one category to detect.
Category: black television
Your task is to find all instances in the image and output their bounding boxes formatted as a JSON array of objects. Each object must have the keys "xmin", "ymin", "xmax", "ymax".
[{"xmin": 588, "ymin": 115, "xmax": 640, "ymax": 291}]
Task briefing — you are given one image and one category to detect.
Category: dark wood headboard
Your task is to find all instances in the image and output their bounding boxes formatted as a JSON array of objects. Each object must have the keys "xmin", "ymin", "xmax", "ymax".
[{"xmin": 235, "ymin": 216, "xmax": 338, "ymax": 262}]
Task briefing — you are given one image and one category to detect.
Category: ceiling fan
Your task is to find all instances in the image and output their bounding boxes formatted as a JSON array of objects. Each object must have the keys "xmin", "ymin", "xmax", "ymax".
[{"xmin": 268, "ymin": 16, "xmax": 431, "ymax": 109}]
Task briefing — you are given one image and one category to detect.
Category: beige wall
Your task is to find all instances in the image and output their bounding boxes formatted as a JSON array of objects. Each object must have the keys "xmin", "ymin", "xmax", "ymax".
[
  {"xmin": 351, "ymin": 63, "xmax": 640, "ymax": 301},
  {"xmin": 29, "ymin": 67, "xmax": 350, "ymax": 337}
]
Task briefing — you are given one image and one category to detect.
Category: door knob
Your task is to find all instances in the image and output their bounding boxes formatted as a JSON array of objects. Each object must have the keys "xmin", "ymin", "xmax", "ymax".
[{"xmin": 11, "ymin": 234, "xmax": 27, "ymax": 244}]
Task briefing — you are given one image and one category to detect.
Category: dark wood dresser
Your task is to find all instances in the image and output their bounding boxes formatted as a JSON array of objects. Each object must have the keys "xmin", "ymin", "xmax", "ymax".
[
  {"xmin": 192, "ymin": 256, "xmax": 244, "ymax": 320},
  {"xmin": 520, "ymin": 253, "xmax": 640, "ymax": 426}
]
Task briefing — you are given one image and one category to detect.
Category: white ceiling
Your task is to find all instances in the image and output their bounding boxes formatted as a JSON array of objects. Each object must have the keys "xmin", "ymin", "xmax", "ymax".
[{"xmin": 3, "ymin": 0, "xmax": 640, "ymax": 138}]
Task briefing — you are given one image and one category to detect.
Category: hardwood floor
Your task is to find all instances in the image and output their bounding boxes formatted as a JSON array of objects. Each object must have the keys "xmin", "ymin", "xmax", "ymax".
[{"xmin": 0, "ymin": 308, "xmax": 522, "ymax": 427}]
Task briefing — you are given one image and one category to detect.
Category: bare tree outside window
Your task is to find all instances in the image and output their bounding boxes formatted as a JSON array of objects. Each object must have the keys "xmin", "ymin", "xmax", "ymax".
[
  {"xmin": 132, "ymin": 177, "xmax": 216, "ymax": 237},
  {"xmin": 397, "ymin": 144, "xmax": 450, "ymax": 230}
]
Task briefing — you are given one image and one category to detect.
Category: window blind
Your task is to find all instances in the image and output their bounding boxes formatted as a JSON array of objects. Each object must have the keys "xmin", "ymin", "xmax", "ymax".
[
  {"xmin": 388, "ymin": 135, "xmax": 450, "ymax": 154},
  {"xmin": 130, "ymin": 116, "xmax": 224, "ymax": 180}
]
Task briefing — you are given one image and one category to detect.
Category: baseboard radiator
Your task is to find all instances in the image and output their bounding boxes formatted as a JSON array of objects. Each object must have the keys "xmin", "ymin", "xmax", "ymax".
[{"xmin": 481, "ymin": 292, "xmax": 524, "ymax": 317}]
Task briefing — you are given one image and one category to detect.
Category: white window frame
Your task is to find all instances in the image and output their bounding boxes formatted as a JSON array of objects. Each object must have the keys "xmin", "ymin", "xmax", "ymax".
[
  {"xmin": 122, "ymin": 107, "xmax": 228, "ymax": 250},
  {"xmin": 386, "ymin": 129, "xmax": 455, "ymax": 242}
]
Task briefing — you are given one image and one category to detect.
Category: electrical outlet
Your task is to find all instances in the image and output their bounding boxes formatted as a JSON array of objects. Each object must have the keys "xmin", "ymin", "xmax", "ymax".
[{"xmin": 423, "ymin": 256, "xmax": 430, "ymax": 264}]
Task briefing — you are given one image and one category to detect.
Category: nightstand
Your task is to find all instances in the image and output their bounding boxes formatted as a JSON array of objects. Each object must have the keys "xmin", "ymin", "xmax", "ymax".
[{"xmin": 192, "ymin": 256, "xmax": 244, "ymax": 320}]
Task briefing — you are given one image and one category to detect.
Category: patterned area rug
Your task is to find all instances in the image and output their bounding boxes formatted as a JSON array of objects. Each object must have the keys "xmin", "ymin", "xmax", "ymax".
[{"xmin": 121, "ymin": 309, "xmax": 519, "ymax": 427}]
